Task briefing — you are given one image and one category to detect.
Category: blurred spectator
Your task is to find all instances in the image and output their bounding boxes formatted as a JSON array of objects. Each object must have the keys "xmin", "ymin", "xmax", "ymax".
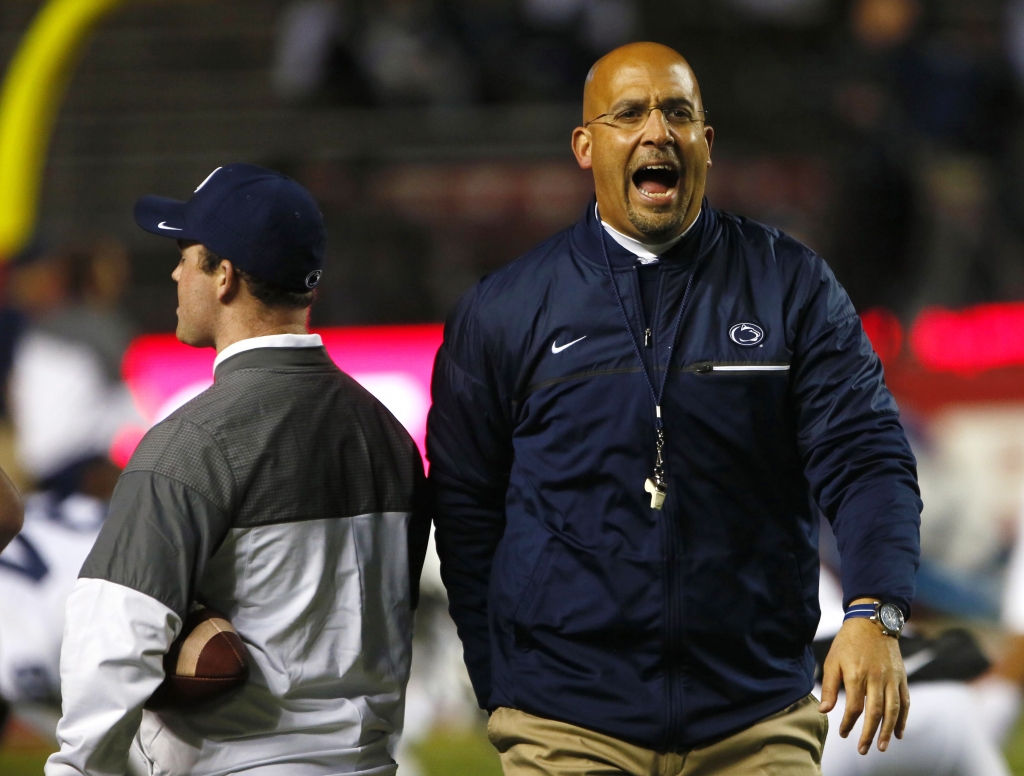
[
  {"xmin": 894, "ymin": 2, "xmax": 1022, "ymax": 310},
  {"xmin": 359, "ymin": 0, "xmax": 478, "ymax": 105},
  {"xmin": 274, "ymin": 0, "xmax": 640, "ymax": 106},
  {"xmin": 1008, "ymin": 0, "xmax": 1024, "ymax": 89},
  {"xmin": 274, "ymin": 0, "xmax": 478, "ymax": 106},
  {"xmin": 728, "ymin": 0, "xmax": 828, "ymax": 25},
  {"xmin": 35, "ymin": 240, "xmax": 135, "ymax": 384},
  {"xmin": 272, "ymin": 0, "xmax": 352, "ymax": 103},
  {"xmin": 579, "ymin": 0, "xmax": 641, "ymax": 53},
  {"xmin": 516, "ymin": 0, "xmax": 638, "ymax": 99},
  {"xmin": 7, "ymin": 240, "xmax": 142, "ymax": 488},
  {"xmin": 827, "ymin": 0, "xmax": 920, "ymax": 313},
  {"xmin": 297, "ymin": 160, "xmax": 437, "ymax": 325},
  {"xmin": 897, "ymin": 4, "xmax": 1014, "ymax": 154},
  {"xmin": 822, "ymin": 0, "xmax": 1024, "ymax": 315},
  {"xmin": 441, "ymin": 0, "xmax": 522, "ymax": 102},
  {"xmin": 0, "ymin": 254, "xmax": 35, "ymax": 420},
  {"xmin": 522, "ymin": 0, "xmax": 639, "ymax": 52}
]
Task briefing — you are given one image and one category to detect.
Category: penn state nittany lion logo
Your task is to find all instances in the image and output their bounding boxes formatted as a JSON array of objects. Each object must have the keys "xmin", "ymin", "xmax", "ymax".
[{"xmin": 729, "ymin": 322, "xmax": 764, "ymax": 347}]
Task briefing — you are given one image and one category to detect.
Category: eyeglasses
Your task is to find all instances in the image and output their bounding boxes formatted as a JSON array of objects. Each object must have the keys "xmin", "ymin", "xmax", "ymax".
[{"xmin": 584, "ymin": 106, "xmax": 708, "ymax": 130}]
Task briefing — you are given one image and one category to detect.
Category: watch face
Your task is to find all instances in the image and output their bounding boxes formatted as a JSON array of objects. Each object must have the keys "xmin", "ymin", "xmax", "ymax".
[{"xmin": 879, "ymin": 604, "xmax": 904, "ymax": 632}]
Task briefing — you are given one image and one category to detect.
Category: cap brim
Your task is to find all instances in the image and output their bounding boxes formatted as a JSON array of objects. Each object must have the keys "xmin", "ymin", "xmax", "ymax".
[{"xmin": 134, "ymin": 196, "xmax": 197, "ymax": 239}]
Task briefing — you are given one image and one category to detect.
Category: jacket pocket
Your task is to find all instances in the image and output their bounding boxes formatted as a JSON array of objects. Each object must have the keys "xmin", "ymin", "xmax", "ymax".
[
  {"xmin": 691, "ymin": 362, "xmax": 791, "ymax": 374},
  {"xmin": 782, "ymin": 552, "xmax": 814, "ymax": 646},
  {"xmin": 510, "ymin": 541, "xmax": 557, "ymax": 650}
]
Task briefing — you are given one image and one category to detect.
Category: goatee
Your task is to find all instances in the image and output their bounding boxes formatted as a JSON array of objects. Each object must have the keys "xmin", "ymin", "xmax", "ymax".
[{"xmin": 626, "ymin": 202, "xmax": 688, "ymax": 241}]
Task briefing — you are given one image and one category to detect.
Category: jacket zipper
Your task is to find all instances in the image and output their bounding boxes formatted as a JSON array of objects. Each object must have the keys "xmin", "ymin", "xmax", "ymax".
[{"xmin": 645, "ymin": 268, "xmax": 684, "ymax": 751}]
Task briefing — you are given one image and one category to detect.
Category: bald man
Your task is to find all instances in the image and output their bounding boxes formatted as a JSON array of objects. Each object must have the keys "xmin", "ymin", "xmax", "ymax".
[{"xmin": 428, "ymin": 43, "xmax": 921, "ymax": 775}]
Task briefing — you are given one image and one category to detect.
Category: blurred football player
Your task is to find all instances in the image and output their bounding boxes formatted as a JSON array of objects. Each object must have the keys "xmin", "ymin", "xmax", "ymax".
[
  {"xmin": 815, "ymin": 564, "xmax": 1018, "ymax": 776},
  {"xmin": 0, "ymin": 459, "xmax": 114, "ymax": 709}
]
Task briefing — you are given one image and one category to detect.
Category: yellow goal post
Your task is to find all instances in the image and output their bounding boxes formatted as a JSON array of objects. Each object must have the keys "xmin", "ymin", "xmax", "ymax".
[{"xmin": 0, "ymin": 0, "xmax": 129, "ymax": 261}]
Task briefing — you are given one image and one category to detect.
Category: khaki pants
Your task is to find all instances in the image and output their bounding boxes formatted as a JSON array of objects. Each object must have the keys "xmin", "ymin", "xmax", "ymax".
[{"xmin": 487, "ymin": 694, "xmax": 827, "ymax": 776}]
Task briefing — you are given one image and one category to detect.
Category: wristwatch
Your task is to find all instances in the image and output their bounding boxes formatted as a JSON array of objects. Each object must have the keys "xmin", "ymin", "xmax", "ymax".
[{"xmin": 843, "ymin": 601, "xmax": 905, "ymax": 638}]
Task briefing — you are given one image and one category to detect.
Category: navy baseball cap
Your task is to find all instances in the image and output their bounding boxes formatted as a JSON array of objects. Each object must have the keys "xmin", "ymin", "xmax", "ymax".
[{"xmin": 134, "ymin": 164, "xmax": 325, "ymax": 293}]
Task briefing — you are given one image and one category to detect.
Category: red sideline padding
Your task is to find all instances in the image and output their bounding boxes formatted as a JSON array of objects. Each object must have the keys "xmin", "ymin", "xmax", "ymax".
[
  {"xmin": 859, "ymin": 308, "xmax": 904, "ymax": 365},
  {"xmin": 120, "ymin": 324, "xmax": 443, "ymax": 462},
  {"xmin": 910, "ymin": 303, "xmax": 1024, "ymax": 375},
  {"xmin": 115, "ymin": 305, "xmax": 1024, "ymax": 464}
]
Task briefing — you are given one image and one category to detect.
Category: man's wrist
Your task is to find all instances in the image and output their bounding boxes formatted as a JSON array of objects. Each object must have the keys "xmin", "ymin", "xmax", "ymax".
[{"xmin": 843, "ymin": 598, "xmax": 905, "ymax": 638}]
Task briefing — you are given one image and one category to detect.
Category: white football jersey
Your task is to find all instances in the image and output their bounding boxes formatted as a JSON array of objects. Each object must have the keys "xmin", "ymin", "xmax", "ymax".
[{"xmin": 0, "ymin": 493, "xmax": 105, "ymax": 702}]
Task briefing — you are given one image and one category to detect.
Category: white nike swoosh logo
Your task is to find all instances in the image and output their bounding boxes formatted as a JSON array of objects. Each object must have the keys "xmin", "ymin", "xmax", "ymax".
[
  {"xmin": 194, "ymin": 166, "xmax": 223, "ymax": 193},
  {"xmin": 158, "ymin": 221, "xmax": 183, "ymax": 231},
  {"xmin": 551, "ymin": 336, "xmax": 586, "ymax": 354}
]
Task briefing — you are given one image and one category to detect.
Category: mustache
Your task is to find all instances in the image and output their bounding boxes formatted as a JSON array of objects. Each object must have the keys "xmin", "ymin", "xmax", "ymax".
[{"xmin": 627, "ymin": 152, "xmax": 682, "ymax": 176}]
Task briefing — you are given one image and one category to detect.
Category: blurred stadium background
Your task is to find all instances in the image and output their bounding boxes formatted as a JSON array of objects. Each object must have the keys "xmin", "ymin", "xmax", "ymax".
[{"xmin": 4, "ymin": 0, "xmax": 1024, "ymax": 773}]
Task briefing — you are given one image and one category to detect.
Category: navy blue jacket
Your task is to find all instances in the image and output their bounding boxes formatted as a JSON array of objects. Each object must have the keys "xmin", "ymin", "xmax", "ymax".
[{"xmin": 427, "ymin": 200, "xmax": 921, "ymax": 752}]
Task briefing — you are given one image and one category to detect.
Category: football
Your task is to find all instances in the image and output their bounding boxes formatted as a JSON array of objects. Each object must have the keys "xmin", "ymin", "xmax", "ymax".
[{"xmin": 145, "ymin": 605, "xmax": 249, "ymax": 711}]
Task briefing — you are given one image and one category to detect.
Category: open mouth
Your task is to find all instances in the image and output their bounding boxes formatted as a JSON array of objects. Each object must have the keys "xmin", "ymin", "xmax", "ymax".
[{"xmin": 632, "ymin": 163, "xmax": 680, "ymax": 201}]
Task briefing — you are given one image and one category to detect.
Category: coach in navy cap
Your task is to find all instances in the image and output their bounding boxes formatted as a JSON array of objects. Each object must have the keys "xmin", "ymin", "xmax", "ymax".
[{"xmin": 46, "ymin": 165, "xmax": 429, "ymax": 776}]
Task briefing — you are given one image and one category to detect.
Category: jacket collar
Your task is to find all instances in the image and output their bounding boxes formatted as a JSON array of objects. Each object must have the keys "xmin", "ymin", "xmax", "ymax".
[
  {"xmin": 571, "ymin": 195, "xmax": 720, "ymax": 270},
  {"xmin": 214, "ymin": 345, "xmax": 335, "ymax": 381}
]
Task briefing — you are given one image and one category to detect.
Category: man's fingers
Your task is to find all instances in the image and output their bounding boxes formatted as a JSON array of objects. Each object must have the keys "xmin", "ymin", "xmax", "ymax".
[
  {"xmin": 839, "ymin": 670, "xmax": 865, "ymax": 739},
  {"xmin": 819, "ymin": 662, "xmax": 841, "ymax": 713},
  {"xmin": 856, "ymin": 674, "xmax": 884, "ymax": 755},
  {"xmin": 876, "ymin": 679, "xmax": 901, "ymax": 752},
  {"xmin": 895, "ymin": 679, "xmax": 910, "ymax": 740}
]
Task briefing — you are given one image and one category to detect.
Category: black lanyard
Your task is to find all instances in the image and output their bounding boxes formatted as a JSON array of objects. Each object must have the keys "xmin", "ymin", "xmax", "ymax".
[{"xmin": 598, "ymin": 223, "xmax": 703, "ymax": 508}]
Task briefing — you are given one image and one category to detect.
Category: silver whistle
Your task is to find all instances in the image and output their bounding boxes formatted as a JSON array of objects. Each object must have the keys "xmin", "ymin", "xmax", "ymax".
[{"xmin": 644, "ymin": 477, "xmax": 667, "ymax": 510}]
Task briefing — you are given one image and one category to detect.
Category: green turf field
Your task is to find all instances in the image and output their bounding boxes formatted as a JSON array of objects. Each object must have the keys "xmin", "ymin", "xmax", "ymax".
[
  {"xmin": 0, "ymin": 724, "xmax": 506, "ymax": 776},
  {"xmin": 7, "ymin": 716, "xmax": 1024, "ymax": 775},
  {"xmin": 1005, "ymin": 720, "xmax": 1024, "ymax": 773},
  {"xmin": 0, "ymin": 748, "xmax": 51, "ymax": 775}
]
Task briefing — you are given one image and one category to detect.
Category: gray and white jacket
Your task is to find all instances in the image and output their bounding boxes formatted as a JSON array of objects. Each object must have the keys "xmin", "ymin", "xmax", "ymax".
[{"xmin": 46, "ymin": 342, "xmax": 430, "ymax": 776}]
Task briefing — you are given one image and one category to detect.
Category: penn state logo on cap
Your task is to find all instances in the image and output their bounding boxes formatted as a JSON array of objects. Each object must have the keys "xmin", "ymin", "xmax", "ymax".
[
  {"xmin": 305, "ymin": 270, "xmax": 322, "ymax": 289},
  {"xmin": 729, "ymin": 322, "xmax": 764, "ymax": 346}
]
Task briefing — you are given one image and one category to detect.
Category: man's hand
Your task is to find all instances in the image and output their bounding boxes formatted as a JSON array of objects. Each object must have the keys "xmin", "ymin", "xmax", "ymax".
[{"xmin": 818, "ymin": 600, "xmax": 909, "ymax": 755}]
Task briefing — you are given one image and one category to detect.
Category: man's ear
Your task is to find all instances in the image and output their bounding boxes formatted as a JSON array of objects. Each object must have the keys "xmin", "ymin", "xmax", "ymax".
[
  {"xmin": 705, "ymin": 125, "xmax": 715, "ymax": 168},
  {"xmin": 216, "ymin": 260, "xmax": 241, "ymax": 303},
  {"xmin": 571, "ymin": 127, "xmax": 593, "ymax": 170}
]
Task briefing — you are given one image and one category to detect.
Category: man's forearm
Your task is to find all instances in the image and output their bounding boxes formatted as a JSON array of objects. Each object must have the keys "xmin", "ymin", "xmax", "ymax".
[
  {"xmin": 812, "ymin": 477, "xmax": 920, "ymax": 616},
  {"xmin": 434, "ymin": 520, "xmax": 504, "ymax": 706},
  {"xmin": 46, "ymin": 579, "xmax": 180, "ymax": 776}
]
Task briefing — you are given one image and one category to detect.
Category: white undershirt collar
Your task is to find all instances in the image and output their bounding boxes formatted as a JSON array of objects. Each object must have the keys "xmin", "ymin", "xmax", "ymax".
[
  {"xmin": 598, "ymin": 204, "xmax": 700, "ymax": 265},
  {"xmin": 213, "ymin": 333, "xmax": 323, "ymax": 376}
]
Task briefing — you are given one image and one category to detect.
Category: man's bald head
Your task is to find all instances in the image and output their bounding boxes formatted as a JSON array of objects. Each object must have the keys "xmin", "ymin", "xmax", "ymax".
[
  {"xmin": 583, "ymin": 43, "xmax": 703, "ymax": 124},
  {"xmin": 571, "ymin": 42, "xmax": 713, "ymax": 242}
]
